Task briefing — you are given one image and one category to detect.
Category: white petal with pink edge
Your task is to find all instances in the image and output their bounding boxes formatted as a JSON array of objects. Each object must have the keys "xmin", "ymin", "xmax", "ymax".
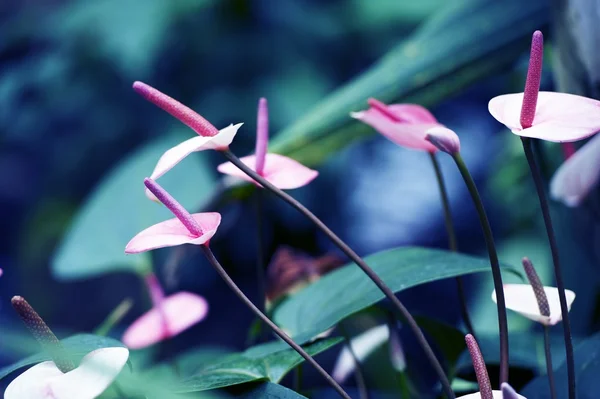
[
  {"xmin": 492, "ymin": 284, "xmax": 575, "ymax": 326},
  {"xmin": 217, "ymin": 154, "xmax": 318, "ymax": 190},
  {"xmin": 125, "ymin": 213, "xmax": 221, "ymax": 254},
  {"xmin": 488, "ymin": 92, "xmax": 600, "ymax": 142},
  {"xmin": 550, "ymin": 133, "xmax": 600, "ymax": 206},
  {"xmin": 122, "ymin": 292, "xmax": 208, "ymax": 349},
  {"xmin": 5, "ymin": 347, "xmax": 129, "ymax": 399},
  {"xmin": 145, "ymin": 123, "xmax": 243, "ymax": 200},
  {"xmin": 456, "ymin": 391, "xmax": 526, "ymax": 399}
]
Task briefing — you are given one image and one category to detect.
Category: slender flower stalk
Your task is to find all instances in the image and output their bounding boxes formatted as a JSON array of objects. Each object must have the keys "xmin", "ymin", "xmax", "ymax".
[
  {"xmin": 429, "ymin": 152, "xmax": 475, "ymax": 337},
  {"xmin": 131, "ymin": 178, "xmax": 350, "ymax": 399},
  {"xmin": 11, "ymin": 296, "xmax": 75, "ymax": 373},
  {"xmin": 517, "ymin": 31, "xmax": 575, "ymax": 399},
  {"xmin": 254, "ymin": 98, "xmax": 268, "ymax": 312},
  {"xmin": 221, "ymin": 149, "xmax": 455, "ymax": 398},
  {"xmin": 201, "ymin": 245, "xmax": 351, "ymax": 399},
  {"xmin": 452, "ymin": 153, "xmax": 509, "ymax": 383},
  {"xmin": 94, "ymin": 298, "xmax": 134, "ymax": 336},
  {"xmin": 521, "ymin": 258, "xmax": 556, "ymax": 399}
]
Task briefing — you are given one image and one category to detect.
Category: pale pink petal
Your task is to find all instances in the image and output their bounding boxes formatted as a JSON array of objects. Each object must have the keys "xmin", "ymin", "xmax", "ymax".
[
  {"xmin": 5, "ymin": 361, "xmax": 63, "ymax": 399},
  {"xmin": 217, "ymin": 154, "xmax": 318, "ymax": 189},
  {"xmin": 425, "ymin": 126, "xmax": 461, "ymax": 154},
  {"xmin": 49, "ymin": 347, "xmax": 129, "ymax": 399},
  {"xmin": 492, "ymin": 284, "xmax": 576, "ymax": 326},
  {"xmin": 145, "ymin": 123, "xmax": 243, "ymax": 200},
  {"xmin": 386, "ymin": 104, "xmax": 438, "ymax": 124},
  {"xmin": 125, "ymin": 213, "xmax": 221, "ymax": 254},
  {"xmin": 351, "ymin": 109, "xmax": 440, "ymax": 151},
  {"xmin": 332, "ymin": 324, "xmax": 389, "ymax": 383},
  {"xmin": 122, "ymin": 292, "xmax": 208, "ymax": 349},
  {"xmin": 5, "ymin": 348, "xmax": 129, "ymax": 399},
  {"xmin": 550, "ymin": 133, "xmax": 600, "ymax": 206},
  {"xmin": 489, "ymin": 92, "xmax": 600, "ymax": 142},
  {"xmin": 456, "ymin": 391, "xmax": 526, "ymax": 399}
]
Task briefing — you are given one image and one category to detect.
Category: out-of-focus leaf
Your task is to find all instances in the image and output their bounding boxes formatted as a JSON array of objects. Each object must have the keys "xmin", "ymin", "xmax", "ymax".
[
  {"xmin": 274, "ymin": 247, "xmax": 521, "ymax": 342},
  {"xmin": 0, "ymin": 334, "xmax": 125, "ymax": 380},
  {"xmin": 175, "ymin": 337, "xmax": 342, "ymax": 392},
  {"xmin": 235, "ymin": 382, "xmax": 307, "ymax": 399},
  {"xmin": 52, "ymin": 130, "xmax": 216, "ymax": 280},
  {"xmin": 415, "ymin": 316, "xmax": 466, "ymax": 376},
  {"xmin": 270, "ymin": 0, "xmax": 549, "ymax": 165},
  {"xmin": 522, "ymin": 331, "xmax": 600, "ymax": 399}
]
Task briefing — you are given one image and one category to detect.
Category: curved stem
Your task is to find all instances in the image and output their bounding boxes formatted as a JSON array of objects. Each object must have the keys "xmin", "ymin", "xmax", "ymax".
[
  {"xmin": 429, "ymin": 152, "xmax": 476, "ymax": 338},
  {"xmin": 201, "ymin": 245, "xmax": 351, "ymax": 399},
  {"xmin": 254, "ymin": 190, "xmax": 266, "ymax": 313},
  {"xmin": 221, "ymin": 149, "xmax": 454, "ymax": 399},
  {"xmin": 340, "ymin": 326, "xmax": 369, "ymax": 399},
  {"xmin": 451, "ymin": 152, "xmax": 509, "ymax": 384},
  {"xmin": 543, "ymin": 326, "xmax": 557, "ymax": 399},
  {"xmin": 521, "ymin": 137, "xmax": 575, "ymax": 399}
]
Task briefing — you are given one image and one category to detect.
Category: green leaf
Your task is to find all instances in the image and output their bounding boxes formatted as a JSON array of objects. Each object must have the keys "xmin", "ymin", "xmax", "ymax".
[
  {"xmin": 175, "ymin": 337, "xmax": 342, "ymax": 392},
  {"xmin": 235, "ymin": 382, "xmax": 307, "ymax": 399},
  {"xmin": 274, "ymin": 247, "xmax": 521, "ymax": 341},
  {"xmin": 52, "ymin": 130, "xmax": 216, "ymax": 280},
  {"xmin": 522, "ymin": 332, "xmax": 600, "ymax": 399},
  {"xmin": 0, "ymin": 334, "xmax": 125, "ymax": 380},
  {"xmin": 269, "ymin": 0, "xmax": 548, "ymax": 165}
]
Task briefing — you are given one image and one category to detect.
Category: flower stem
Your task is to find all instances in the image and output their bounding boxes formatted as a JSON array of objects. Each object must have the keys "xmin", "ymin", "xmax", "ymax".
[
  {"xmin": 294, "ymin": 363, "xmax": 303, "ymax": 394},
  {"xmin": 429, "ymin": 152, "xmax": 476, "ymax": 338},
  {"xmin": 521, "ymin": 137, "xmax": 575, "ymax": 399},
  {"xmin": 451, "ymin": 152, "xmax": 509, "ymax": 384},
  {"xmin": 543, "ymin": 325, "xmax": 557, "ymax": 399},
  {"xmin": 221, "ymin": 149, "xmax": 454, "ymax": 399},
  {"xmin": 200, "ymin": 245, "xmax": 351, "ymax": 399},
  {"xmin": 340, "ymin": 325, "xmax": 369, "ymax": 399},
  {"xmin": 94, "ymin": 298, "xmax": 133, "ymax": 336},
  {"xmin": 254, "ymin": 190, "xmax": 266, "ymax": 313}
]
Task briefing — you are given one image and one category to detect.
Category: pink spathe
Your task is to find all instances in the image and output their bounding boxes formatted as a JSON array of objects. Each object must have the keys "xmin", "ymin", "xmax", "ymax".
[
  {"xmin": 351, "ymin": 98, "xmax": 441, "ymax": 152},
  {"xmin": 218, "ymin": 154, "xmax": 318, "ymax": 189},
  {"xmin": 456, "ymin": 392, "xmax": 526, "ymax": 399},
  {"xmin": 4, "ymin": 347, "xmax": 129, "ymax": 399},
  {"xmin": 122, "ymin": 292, "xmax": 208, "ymax": 349},
  {"xmin": 550, "ymin": 133, "xmax": 600, "ymax": 207},
  {"xmin": 425, "ymin": 126, "xmax": 461, "ymax": 154},
  {"xmin": 218, "ymin": 97, "xmax": 318, "ymax": 190},
  {"xmin": 492, "ymin": 284, "xmax": 576, "ymax": 326},
  {"xmin": 125, "ymin": 212, "xmax": 221, "ymax": 253},
  {"xmin": 489, "ymin": 92, "xmax": 600, "ymax": 142}
]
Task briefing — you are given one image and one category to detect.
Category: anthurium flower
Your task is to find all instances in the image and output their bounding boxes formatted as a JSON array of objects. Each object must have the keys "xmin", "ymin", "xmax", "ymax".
[
  {"xmin": 488, "ymin": 31, "xmax": 600, "ymax": 142},
  {"xmin": 217, "ymin": 98, "xmax": 318, "ymax": 189},
  {"xmin": 5, "ymin": 347, "xmax": 129, "ymax": 399},
  {"xmin": 332, "ymin": 324, "xmax": 397, "ymax": 383},
  {"xmin": 132, "ymin": 81, "xmax": 243, "ymax": 200},
  {"xmin": 550, "ymin": 133, "xmax": 600, "ymax": 206},
  {"xmin": 350, "ymin": 98, "xmax": 443, "ymax": 152},
  {"xmin": 265, "ymin": 246, "xmax": 343, "ymax": 308},
  {"xmin": 125, "ymin": 178, "xmax": 221, "ymax": 253},
  {"xmin": 122, "ymin": 273, "xmax": 208, "ymax": 349},
  {"xmin": 491, "ymin": 258, "xmax": 575, "ymax": 326}
]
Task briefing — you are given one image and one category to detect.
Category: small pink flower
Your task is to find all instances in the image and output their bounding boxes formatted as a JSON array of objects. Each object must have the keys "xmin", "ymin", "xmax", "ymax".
[
  {"xmin": 125, "ymin": 178, "xmax": 221, "ymax": 253},
  {"xmin": 217, "ymin": 98, "xmax": 318, "ymax": 189},
  {"xmin": 122, "ymin": 274, "xmax": 208, "ymax": 349},
  {"xmin": 425, "ymin": 126, "xmax": 461, "ymax": 154},
  {"xmin": 350, "ymin": 98, "xmax": 443, "ymax": 152},
  {"xmin": 5, "ymin": 347, "xmax": 129, "ymax": 399},
  {"xmin": 488, "ymin": 31, "xmax": 600, "ymax": 142},
  {"xmin": 132, "ymin": 81, "xmax": 243, "ymax": 200},
  {"xmin": 550, "ymin": 133, "xmax": 600, "ymax": 207}
]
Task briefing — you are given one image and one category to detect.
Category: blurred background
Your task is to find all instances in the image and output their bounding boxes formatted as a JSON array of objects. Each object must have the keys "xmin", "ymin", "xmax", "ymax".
[{"xmin": 1, "ymin": 0, "xmax": 599, "ymax": 397}]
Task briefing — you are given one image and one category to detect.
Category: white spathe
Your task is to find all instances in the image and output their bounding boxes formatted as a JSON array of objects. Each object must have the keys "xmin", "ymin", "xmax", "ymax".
[
  {"xmin": 5, "ymin": 347, "xmax": 129, "ymax": 399},
  {"xmin": 492, "ymin": 284, "xmax": 576, "ymax": 326}
]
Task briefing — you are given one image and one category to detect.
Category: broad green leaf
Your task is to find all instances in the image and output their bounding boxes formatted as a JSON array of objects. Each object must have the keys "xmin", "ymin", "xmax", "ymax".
[
  {"xmin": 270, "ymin": 0, "xmax": 549, "ymax": 165},
  {"xmin": 236, "ymin": 382, "xmax": 307, "ymax": 399},
  {"xmin": 522, "ymin": 332, "xmax": 600, "ymax": 399},
  {"xmin": 52, "ymin": 130, "xmax": 216, "ymax": 280},
  {"xmin": 274, "ymin": 247, "xmax": 521, "ymax": 341},
  {"xmin": 0, "ymin": 334, "xmax": 125, "ymax": 380},
  {"xmin": 175, "ymin": 337, "xmax": 342, "ymax": 392}
]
